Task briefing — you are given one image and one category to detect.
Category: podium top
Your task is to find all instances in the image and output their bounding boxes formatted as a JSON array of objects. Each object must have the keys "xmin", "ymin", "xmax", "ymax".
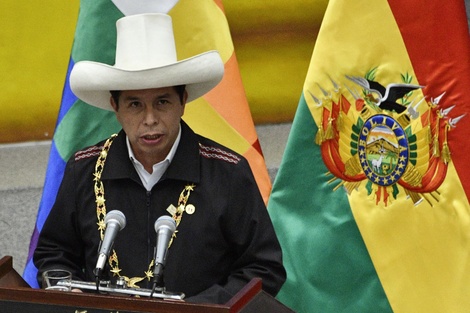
[{"xmin": 0, "ymin": 256, "xmax": 293, "ymax": 313}]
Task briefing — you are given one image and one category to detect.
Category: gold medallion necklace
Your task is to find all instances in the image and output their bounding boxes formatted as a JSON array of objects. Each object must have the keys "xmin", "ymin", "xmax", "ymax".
[{"xmin": 93, "ymin": 134, "xmax": 196, "ymax": 287}]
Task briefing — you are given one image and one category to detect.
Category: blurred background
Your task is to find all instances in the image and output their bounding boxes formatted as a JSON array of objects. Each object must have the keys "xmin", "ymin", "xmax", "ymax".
[
  {"xmin": 0, "ymin": 0, "xmax": 469, "ymax": 278},
  {"xmin": 0, "ymin": 0, "xmax": 328, "ymax": 143},
  {"xmin": 1, "ymin": 1, "xmax": 470, "ymax": 143}
]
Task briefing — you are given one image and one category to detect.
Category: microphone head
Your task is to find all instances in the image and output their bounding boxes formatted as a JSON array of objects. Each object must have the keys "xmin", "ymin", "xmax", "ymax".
[
  {"xmin": 154, "ymin": 215, "xmax": 176, "ymax": 233},
  {"xmin": 105, "ymin": 210, "xmax": 127, "ymax": 230}
]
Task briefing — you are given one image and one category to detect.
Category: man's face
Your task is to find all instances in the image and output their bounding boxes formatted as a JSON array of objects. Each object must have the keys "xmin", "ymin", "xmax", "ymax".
[{"xmin": 110, "ymin": 87, "xmax": 187, "ymax": 168}]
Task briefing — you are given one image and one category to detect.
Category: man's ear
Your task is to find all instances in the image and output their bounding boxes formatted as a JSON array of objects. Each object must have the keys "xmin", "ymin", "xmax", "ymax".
[
  {"xmin": 110, "ymin": 96, "xmax": 118, "ymax": 112},
  {"xmin": 180, "ymin": 90, "xmax": 188, "ymax": 115}
]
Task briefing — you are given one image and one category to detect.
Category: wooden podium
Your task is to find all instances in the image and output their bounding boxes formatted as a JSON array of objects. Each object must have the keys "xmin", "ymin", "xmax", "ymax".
[{"xmin": 0, "ymin": 256, "xmax": 293, "ymax": 313}]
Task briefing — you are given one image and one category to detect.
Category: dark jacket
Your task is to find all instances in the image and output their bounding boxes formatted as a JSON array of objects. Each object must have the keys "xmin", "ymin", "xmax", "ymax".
[{"xmin": 34, "ymin": 121, "xmax": 286, "ymax": 304}]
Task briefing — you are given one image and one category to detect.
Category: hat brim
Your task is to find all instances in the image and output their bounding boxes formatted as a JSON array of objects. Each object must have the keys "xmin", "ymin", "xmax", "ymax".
[{"xmin": 70, "ymin": 51, "xmax": 224, "ymax": 111}]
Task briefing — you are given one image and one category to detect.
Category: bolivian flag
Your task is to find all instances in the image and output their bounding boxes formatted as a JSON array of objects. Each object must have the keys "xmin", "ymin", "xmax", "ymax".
[
  {"xmin": 268, "ymin": 1, "xmax": 470, "ymax": 312},
  {"xmin": 23, "ymin": 0, "xmax": 271, "ymax": 288}
]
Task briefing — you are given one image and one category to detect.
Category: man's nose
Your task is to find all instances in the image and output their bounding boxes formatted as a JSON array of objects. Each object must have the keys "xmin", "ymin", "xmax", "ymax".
[{"xmin": 143, "ymin": 107, "xmax": 159, "ymax": 125}]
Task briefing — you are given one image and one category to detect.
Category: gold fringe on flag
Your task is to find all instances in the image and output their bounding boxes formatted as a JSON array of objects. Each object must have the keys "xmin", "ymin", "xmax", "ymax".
[
  {"xmin": 315, "ymin": 106, "xmax": 325, "ymax": 145},
  {"xmin": 441, "ymin": 142, "xmax": 451, "ymax": 164},
  {"xmin": 336, "ymin": 98, "xmax": 344, "ymax": 130},
  {"xmin": 426, "ymin": 125, "xmax": 432, "ymax": 145},
  {"xmin": 432, "ymin": 114, "xmax": 441, "ymax": 157},
  {"xmin": 315, "ymin": 125, "xmax": 324, "ymax": 145},
  {"xmin": 324, "ymin": 117, "xmax": 335, "ymax": 140},
  {"xmin": 432, "ymin": 134, "xmax": 440, "ymax": 157},
  {"xmin": 441, "ymin": 123, "xmax": 451, "ymax": 164},
  {"xmin": 336, "ymin": 111, "xmax": 343, "ymax": 130}
]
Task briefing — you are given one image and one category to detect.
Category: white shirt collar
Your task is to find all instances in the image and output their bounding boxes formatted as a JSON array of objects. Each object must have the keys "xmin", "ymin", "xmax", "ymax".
[{"xmin": 126, "ymin": 125, "xmax": 181, "ymax": 191}]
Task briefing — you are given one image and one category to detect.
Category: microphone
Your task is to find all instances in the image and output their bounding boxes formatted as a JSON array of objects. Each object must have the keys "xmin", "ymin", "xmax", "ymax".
[
  {"xmin": 94, "ymin": 210, "xmax": 126, "ymax": 278},
  {"xmin": 152, "ymin": 216, "xmax": 176, "ymax": 287}
]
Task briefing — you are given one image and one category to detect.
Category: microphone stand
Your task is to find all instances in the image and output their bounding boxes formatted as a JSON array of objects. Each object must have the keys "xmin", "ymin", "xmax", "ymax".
[
  {"xmin": 93, "ymin": 263, "xmax": 104, "ymax": 294},
  {"xmin": 150, "ymin": 263, "xmax": 164, "ymax": 298},
  {"xmin": 95, "ymin": 274, "xmax": 101, "ymax": 293}
]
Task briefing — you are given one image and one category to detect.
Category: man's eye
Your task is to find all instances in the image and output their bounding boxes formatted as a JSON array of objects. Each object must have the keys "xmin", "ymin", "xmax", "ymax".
[
  {"xmin": 129, "ymin": 101, "xmax": 141, "ymax": 108},
  {"xmin": 157, "ymin": 99, "xmax": 170, "ymax": 105}
]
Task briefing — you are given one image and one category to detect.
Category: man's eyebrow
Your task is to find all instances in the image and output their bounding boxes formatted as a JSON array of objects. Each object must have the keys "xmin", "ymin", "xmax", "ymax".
[
  {"xmin": 122, "ymin": 93, "xmax": 172, "ymax": 100},
  {"xmin": 155, "ymin": 93, "xmax": 172, "ymax": 99},
  {"xmin": 122, "ymin": 95, "xmax": 140, "ymax": 101}
]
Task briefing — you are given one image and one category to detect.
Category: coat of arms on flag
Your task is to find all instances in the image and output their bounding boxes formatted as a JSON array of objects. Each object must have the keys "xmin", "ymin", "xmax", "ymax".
[
  {"xmin": 268, "ymin": 0, "xmax": 470, "ymax": 312},
  {"xmin": 311, "ymin": 68, "xmax": 465, "ymax": 206}
]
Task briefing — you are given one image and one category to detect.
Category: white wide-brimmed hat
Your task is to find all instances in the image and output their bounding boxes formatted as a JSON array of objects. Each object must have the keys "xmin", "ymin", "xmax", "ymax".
[{"xmin": 70, "ymin": 13, "xmax": 224, "ymax": 111}]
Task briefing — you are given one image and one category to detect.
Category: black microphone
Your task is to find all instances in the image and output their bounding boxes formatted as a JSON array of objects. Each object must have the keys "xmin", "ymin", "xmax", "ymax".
[
  {"xmin": 152, "ymin": 216, "xmax": 176, "ymax": 287},
  {"xmin": 94, "ymin": 210, "xmax": 126, "ymax": 278}
]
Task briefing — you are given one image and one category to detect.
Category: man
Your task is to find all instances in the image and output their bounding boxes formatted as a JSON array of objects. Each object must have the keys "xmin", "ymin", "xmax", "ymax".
[{"xmin": 33, "ymin": 13, "xmax": 286, "ymax": 304}]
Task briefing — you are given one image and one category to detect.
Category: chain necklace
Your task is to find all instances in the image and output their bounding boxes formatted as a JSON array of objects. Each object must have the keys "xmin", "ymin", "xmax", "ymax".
[{"xmin": 93, "ymin": 134, "xmax": 195, "ymax": 287}]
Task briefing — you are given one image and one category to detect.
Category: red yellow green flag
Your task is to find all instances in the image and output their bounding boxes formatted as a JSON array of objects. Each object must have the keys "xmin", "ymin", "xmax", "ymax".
[
  {"xmin": 171, "ymin": 0, "xmax": 272, "ymax": 203},
  {"xmin": 268, "ymin": 1, "xmax": 470, "ymax": 312}
]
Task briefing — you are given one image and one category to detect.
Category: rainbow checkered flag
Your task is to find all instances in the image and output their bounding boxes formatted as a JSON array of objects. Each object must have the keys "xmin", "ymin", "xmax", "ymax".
[
  {"xmin": 23, "ymin": 0, "xmax": 271, "ymax": 288},
  {"xmin": 267, "ymin": 1, "xmax": 470, "ymax": 312}
]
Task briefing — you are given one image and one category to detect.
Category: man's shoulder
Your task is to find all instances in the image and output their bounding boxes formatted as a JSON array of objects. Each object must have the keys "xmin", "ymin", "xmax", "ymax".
[
  {"xmin": 196, "ymin": 136, "xmax": 244, "ymax": 165},
  {"xmin": 72, "ymin": 133, "xmax": 121, "ymax": 163},
  {"xmin": 74, "ymin": 144, "xmax": 104, "ymax": 162}
]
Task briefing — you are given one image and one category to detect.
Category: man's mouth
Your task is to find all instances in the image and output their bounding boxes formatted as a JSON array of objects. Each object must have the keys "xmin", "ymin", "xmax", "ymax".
[
  {"xmin": 143, "ymin": 134, "xmax": 161, "ymax": 140},
  {"xmin": 141, "ymin": 134, "xmax": 163, "ymax": 143}
]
